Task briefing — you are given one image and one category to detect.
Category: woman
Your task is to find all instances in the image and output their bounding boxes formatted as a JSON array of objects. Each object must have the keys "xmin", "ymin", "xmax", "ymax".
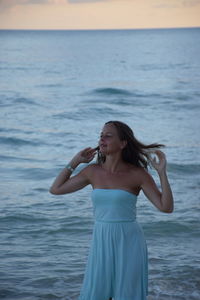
[{"xmin": 50, "ymin": 121, "xmax": 174, "ymax": 300}]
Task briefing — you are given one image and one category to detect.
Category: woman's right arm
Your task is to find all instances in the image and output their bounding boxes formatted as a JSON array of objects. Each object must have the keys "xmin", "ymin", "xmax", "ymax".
[{"xmin": 49, "ymin": 147, "xmax": 97, "ymax": 195}]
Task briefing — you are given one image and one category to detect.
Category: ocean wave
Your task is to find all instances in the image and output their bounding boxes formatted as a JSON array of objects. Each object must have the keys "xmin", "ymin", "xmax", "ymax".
[
  {"xmin": 14, "ymin": 97, "xmax": 39, "ymax": 106},
  {"xmin": 0, "ymin": 95, "xmax": 39, "ymax": 107},
  {"xmin": 36, "ymin": 83, "xmax": 64, "ymax": 88},
  {"xmin": 168, "ymin": 163, "xmax": 200, "ymax": 175},
  {"xmin": 0, "ymin": 136, "xmax": 42, "ymax": 147},
  {"xmin": 0, "ymin": 127, "xmax": 36, "ymax": 135},
  {"xmin": 91, "ymin": 87, "xmax": 133, "ymax": 96},
  {"xmin": 89, "ymin": 87, "xmax": 166, "ymax": 100},
  {"xmin": 0, "ymin": 213, "xmax": 49, "ymax": 225},
  {"xmin": 52, "ymin": 106, "xmax": 129, "ymax": 120},
  {"xmin": 86, "ymin": 88, "xmax": 172, "ymax": 108},
  {"xmin": 0, "ymin": 212, "xmax": 91, "ymax": 237},
  {"xmin": 13, "ymin": 167, "xmax": 54, "ymax": 180},
  {"xmin": 86, "ymin": 96, "xmax": 143, "ymax": 107},
  {"xmin": 0, "ymin": 154, "xmax": 47, "ymax": 163},
  {"xmin": 143, "ymin": 220, "xmax": 199, "ymax": 237}
]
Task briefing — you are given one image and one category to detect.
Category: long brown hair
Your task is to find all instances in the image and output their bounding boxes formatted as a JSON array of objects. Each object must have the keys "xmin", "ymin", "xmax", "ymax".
[{"xmin": 97, "ymin": 120, "xmax": 164, "ymax": 169}]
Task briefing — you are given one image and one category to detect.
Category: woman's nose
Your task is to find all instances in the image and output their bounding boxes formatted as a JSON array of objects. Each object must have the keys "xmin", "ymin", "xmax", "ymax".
[{"xmin": 100, "ymin": 136, "xmax": 105, "ymax": 142}]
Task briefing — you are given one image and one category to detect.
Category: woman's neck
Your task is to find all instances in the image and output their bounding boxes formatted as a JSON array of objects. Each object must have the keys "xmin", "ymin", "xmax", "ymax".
[{"xmin": 102, "ymin": 154, "xmax": 125, "ymax": 173}]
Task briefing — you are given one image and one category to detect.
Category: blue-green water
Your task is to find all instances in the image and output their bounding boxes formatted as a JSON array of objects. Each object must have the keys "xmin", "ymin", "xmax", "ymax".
[{"xmin": 0, "ymin": 28, "xmax": 200, "ymax": 299}]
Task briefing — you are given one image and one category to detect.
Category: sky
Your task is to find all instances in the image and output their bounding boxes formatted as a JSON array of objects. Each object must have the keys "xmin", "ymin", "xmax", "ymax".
[{"xmin": 0, "ymin": 0, "xmax": 200, "ymax": 30}]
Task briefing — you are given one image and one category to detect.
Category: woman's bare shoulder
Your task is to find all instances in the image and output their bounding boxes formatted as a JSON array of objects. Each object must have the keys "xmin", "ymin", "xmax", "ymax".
[
  {"xmin": 81, "ymin": 163, "xmax": 100, "ymax": 174},
  {"xmin": 81, "ymin": 163, "xmax": 101, "ymax": 184},
  {"xmin": 129, "ymin": 165, "xmax": 151, "ymax": 180}
]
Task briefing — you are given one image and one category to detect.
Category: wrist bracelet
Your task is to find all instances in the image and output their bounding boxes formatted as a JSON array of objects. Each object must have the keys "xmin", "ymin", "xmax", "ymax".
[{"xmin": 65, "ymin": 164, "xmax": 74, "ymax": 172}]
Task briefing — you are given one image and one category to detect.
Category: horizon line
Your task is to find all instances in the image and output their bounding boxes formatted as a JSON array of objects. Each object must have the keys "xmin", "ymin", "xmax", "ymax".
[{"xmin": 0, "ymin": 26, "xmax": 200, "ymax": 31}]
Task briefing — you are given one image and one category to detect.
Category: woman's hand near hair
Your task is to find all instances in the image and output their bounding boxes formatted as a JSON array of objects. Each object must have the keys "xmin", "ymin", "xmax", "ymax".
[
  {"xmin": 49, "ymin": 147, "xmax": 97, "ymax": 195},
  {"xmin": 141, "ymin": 150, "xmax": 174, "ymax": 213},
  {"xmin": 149, "ymin": 150, "xmax": 167, "ymax": 174},
  {"xmin": 71, "ymin": 147, "xmax": 97, "ymax": 166}
]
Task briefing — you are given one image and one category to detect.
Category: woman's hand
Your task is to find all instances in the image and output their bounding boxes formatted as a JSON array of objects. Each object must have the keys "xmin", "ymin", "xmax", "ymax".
[
  {"xmin": 149, "ymin": 150, "xmax": 167, "ymax": 174},
  {"xmin": 72, "ymin": 147, "xmax": 97, "ymax": 165},
  {"xmin": 49, "ymin": 147, "xmax": 97, "ymax": 195}
]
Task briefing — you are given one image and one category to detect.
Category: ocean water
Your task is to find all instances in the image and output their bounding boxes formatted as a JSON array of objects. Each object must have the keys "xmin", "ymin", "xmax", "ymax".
[{"xmin": 0, "ymin": 28, "xmax": 200, "ymax": 300}]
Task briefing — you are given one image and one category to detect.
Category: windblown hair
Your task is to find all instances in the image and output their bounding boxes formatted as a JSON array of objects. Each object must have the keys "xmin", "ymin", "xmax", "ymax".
[{"xmin": 97, "ymin": 120, "xmax": 164, "ymax": 169}]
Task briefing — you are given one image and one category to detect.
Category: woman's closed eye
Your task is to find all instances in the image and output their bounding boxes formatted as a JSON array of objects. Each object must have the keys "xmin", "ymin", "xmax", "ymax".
[{"xmin": 100, "ymin": 134, "xmax": 113, "ymax": 139}]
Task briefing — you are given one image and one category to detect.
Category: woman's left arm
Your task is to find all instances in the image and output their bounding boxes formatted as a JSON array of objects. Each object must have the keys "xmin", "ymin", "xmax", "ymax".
[{"xmin": 141, "ymin": 150, "xmax": 174, "ymax": 213}]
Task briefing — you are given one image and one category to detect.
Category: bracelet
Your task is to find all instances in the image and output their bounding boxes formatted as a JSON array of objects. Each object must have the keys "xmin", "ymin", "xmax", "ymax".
[{"xmin": 65, "ymin": 164, "xmax": 74, "ymax": 172}]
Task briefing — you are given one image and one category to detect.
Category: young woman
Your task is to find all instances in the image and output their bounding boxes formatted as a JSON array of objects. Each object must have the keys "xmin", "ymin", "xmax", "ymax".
[{"xmin": 50, "ymin": 120, "xmax": 174, "ymax": 300}]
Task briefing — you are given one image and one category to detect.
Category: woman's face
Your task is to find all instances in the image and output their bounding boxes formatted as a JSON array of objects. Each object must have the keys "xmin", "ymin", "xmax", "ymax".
[{"xmin": 99, "ymin": 123, "xmax": 126, "ymax": 155}]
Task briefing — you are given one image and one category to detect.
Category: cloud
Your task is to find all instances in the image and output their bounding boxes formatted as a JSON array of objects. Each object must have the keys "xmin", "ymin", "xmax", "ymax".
[
  {"xmin": 68, "ymin": 0, "xmax": 105, "ymax": 2},
  {"xmin": 68, "ymin": 0, "xmax": 200, "ymax": 4},
  {"xmin": 1, "ymin": 0, "xmax": 200, "ymax": 11},
  {"xmin": 0, "ymin": 0, "xmax": 49, "ymax": 10},
  {"xmin": 154, "ymin": 0, "xmax": 200, "ymax": 8},
  {"xmin": 0, "ymin": 0, "xmax": 68, "ymax": 10},
  {"xmin": 0, "ymin": 0, "xmax": 97, "ymax": 6},
  {"xmin": 0, "ymin": 0, "xmax": 106, "ymax": 8},
  {"xmin": 182, "ymin": 0, "xmax": 200, "ymax": 6},
  {"xmin": 0, "ymin": 0, "xmax": 108, "ymax": 11}
]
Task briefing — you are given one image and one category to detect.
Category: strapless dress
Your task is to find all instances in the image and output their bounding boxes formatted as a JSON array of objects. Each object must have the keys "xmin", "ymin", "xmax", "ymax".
[{"xmin": 79, "ymin": 189, "xmax": 148, "ymax": 300}]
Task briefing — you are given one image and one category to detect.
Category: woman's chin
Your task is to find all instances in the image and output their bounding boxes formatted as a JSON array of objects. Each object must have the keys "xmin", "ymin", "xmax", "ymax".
[
  {"xmin": 100, "ymin": 150, "xmax": 107, "ymax": 155},
  {"xmin": 99, "ymin": 146, "xmax": 107, "ymax": 153}
]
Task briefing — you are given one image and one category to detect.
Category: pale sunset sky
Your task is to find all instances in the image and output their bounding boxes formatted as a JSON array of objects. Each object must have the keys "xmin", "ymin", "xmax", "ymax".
[{"xmin": 0, "ymin": 0, "xmax": 200, "ymax": 30}]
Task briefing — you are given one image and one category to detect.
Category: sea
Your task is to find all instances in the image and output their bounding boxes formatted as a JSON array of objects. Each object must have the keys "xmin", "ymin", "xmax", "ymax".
[{"xmin": 0, "ymin": 28, "xmax": 200, "ymax": 300}]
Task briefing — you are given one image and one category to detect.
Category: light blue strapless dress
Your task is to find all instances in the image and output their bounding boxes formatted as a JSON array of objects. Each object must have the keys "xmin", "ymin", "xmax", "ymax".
[{"xmin": 79, "ymin": 189, "xmax": 148, "ymax": 300}]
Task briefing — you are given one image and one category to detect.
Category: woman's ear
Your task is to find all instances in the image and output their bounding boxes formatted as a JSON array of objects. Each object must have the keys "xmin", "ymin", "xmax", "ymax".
[{"xmin": 121, "ymin": 140, "xmax": 127, "ymax": 150}]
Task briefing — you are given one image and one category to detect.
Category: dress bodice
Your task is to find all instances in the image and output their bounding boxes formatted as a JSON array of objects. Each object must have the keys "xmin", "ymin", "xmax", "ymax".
[{"xmin": 91, "ymin": 189, "xmax": 137, "ymax": 222}]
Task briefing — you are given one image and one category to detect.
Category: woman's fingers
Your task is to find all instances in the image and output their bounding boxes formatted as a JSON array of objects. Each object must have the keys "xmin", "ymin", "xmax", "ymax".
[
  {"xmin": 81, "ymin": 147, "xmax": 97, "ymax": 162},
  {"xmin": 155, "ymin": 150, "xmax": 165, "ymax": 160},
  {"xmin": 149, "ymin": 150, "xmax": 166, "ymax": 168}
]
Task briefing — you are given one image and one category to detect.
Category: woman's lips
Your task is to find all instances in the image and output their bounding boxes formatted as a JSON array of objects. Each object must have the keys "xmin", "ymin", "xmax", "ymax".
[{"xmin": 100, "ymin": 144, "xmax": 107, "ymax": 148}]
